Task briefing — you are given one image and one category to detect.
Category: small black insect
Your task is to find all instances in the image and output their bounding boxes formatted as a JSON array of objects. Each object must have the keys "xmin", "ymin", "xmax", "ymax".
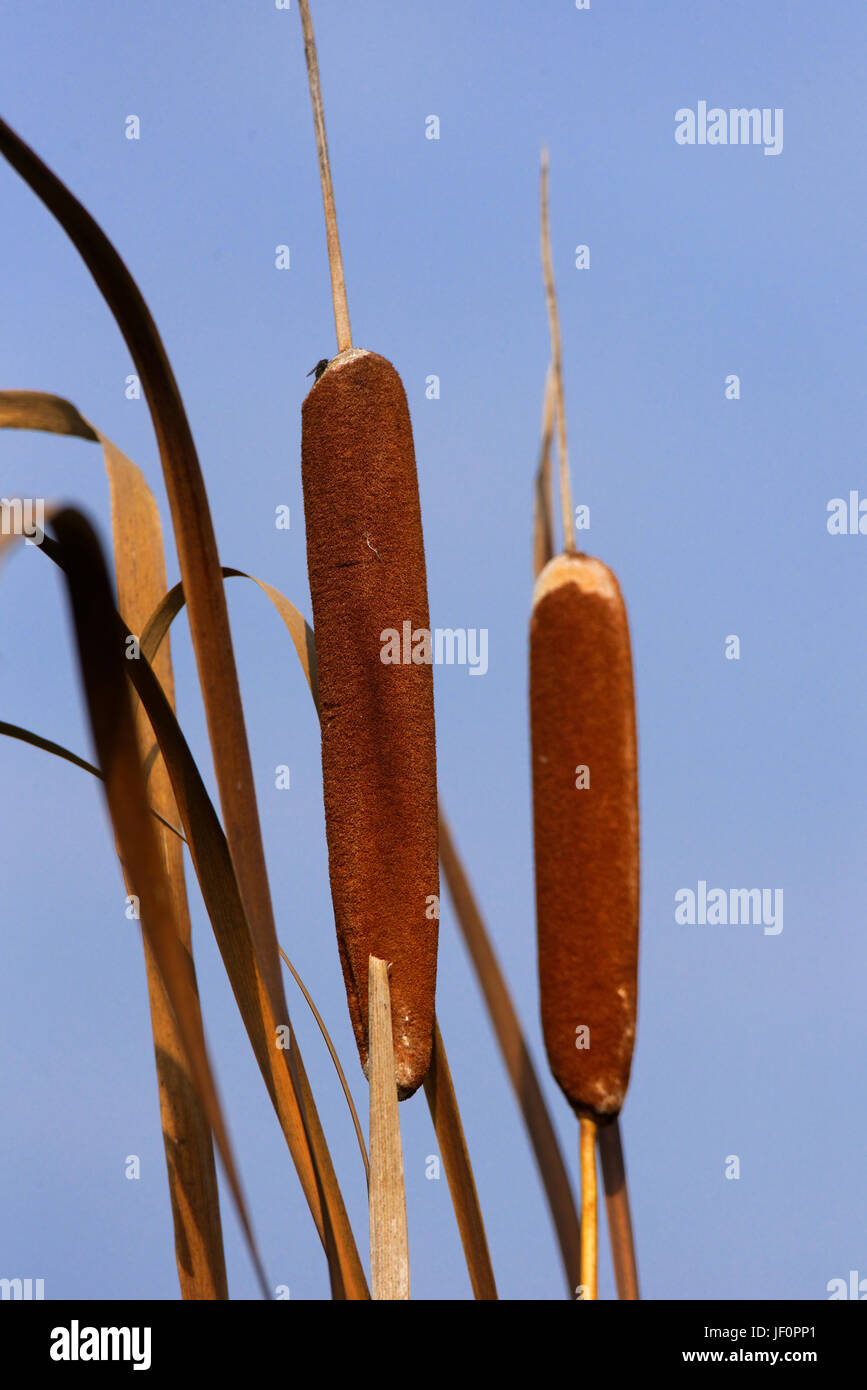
[{"xmin": 307, "ymin": 358, "xmax": 330, "ymax": 382}]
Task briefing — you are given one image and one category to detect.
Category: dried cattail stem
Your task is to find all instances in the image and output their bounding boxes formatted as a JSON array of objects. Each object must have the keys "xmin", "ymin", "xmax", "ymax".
[
  {"xmin": 540, "ymin": 149, "xmax": 574, "ymax": 555},
  {"xmin": 533, "ymin": 364, "xmax": 557, "ymax": 579},
  {"xmin": 368, "ymin": 957, "xmax": 410, "ymax": 1300},
  {"xmin": 598, "ymin": 1118, "xmax": 640, "ymax": 1299},
  {"xmin": 297, "ymin": 0, "xmax": 352, "ymax": 351},
  {"xmin": 301, "ymin": 350, "xmax": 439, "ymax": 1098},
  {"xmin": 579, "ymin": 1118, "xmax": 598, "ymax": 1300}
]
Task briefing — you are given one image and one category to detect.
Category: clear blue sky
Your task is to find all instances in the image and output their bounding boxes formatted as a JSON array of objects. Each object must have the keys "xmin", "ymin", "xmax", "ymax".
[{"xmin": 1, "ymin": 0, "xmax": 865, "ymax": 1300}]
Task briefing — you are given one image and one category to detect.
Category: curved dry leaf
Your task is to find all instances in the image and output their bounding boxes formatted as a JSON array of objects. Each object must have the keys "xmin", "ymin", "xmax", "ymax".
[
  {"xmin": 533, "ymin": 365, "xmax": 556, "ymax": 579},
  {"xmin": 423, "ymin": 1020, "xmax": 498, "ymax": 1300},
  {"xmin": 140, "ymin": 570, "xmax": 318, "ymax": 712},
  {"xmin": 0, "ymin": 390, "xmax": 98, "ymax": 441},
  {"xmin": 437, "ymin": 807, "xmax": 582, "ymax": 1297},
  {"xmin": 278, "ymin": 945, "xmax": 369, "ymax": 1186},
  {"xmin": 0, "ymin": 720, "xmax": 184, "ymax": 842}
]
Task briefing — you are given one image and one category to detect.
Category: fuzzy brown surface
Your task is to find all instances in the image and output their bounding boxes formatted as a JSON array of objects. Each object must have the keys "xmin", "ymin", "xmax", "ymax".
[
  {"xmin": 530, "ymin": 554, "xmax": 639, "ymax": 1120},
  {"xmin": 301, "ymin": 351, "xmax": 439, "ymax": 1098}
]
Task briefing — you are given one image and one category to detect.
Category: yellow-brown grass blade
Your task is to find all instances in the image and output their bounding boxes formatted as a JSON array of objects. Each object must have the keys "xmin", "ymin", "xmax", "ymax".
[
  {"xmin": 0, "ymin": 390, "xmax": 98, "ymax": 440},
  {"xmin": 437, "ymin": 806, "xmax": 581, "ymax": 1297},
  {"xmin": 0, "ymin": 722, "xmax": 184, "ymax": 843},
  {"xmin": 108, "ymin": 434, "xmax": 228, "ymax": 1301},
  {"xmin": 0, "ymin": 389, "xmax": 227, "ymax": 1299},
  {"xmin": 424, "ymin": 1020, "xmax": 497, "ymax": 1300},
  {"xmin": 533, "ymin": 365, "xmax": 556, "ymax": 578},
  {"xmin": 139, "ymin": 569, "xmax": 318, "ymax": 708},
  {"xmin": 278, "ymin": 946, "xmax": 369, "ymax": 1186},
  {"xmin": 598, "ymin": 1117, "xmax": 639, "ymax": 1299}
]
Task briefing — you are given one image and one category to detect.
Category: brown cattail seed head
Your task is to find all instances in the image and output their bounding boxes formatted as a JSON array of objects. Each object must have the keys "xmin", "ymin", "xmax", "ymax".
[
  {"xmin": 301, "ymin": 350, "xmax": 439, "ymax": 1098},
  {"xmin": 530, "ymin": 552, "xmax": 639, "ymax": 1121}
]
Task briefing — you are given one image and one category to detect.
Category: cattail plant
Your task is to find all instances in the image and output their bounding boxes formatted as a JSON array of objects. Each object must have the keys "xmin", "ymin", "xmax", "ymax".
[
  {"xmin": 530, "ymin": 151, "xmax": 640, "ymax": 1300},
  {"xmin": 296, "ymin": 0, "xmax": 450, "ymax": 1300}
]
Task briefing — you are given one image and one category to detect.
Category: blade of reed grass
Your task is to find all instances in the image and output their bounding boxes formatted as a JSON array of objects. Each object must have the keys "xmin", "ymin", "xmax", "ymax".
[
  {"xmin": 0, "ymin": 390, "xmax": 229, "ymax": 1299},
  {"xmin": 3, "ymin": 509, "xmax": 269, "ymax": 1296},
  {"xmin": 26, "ymin": 529, "xmax": 367, "ymax": 1299},
  {"xmin": 437, "ymin": 806, "xmax": 581, "ymax": 1297},
  {"xmin": 278, "ymin": 945, "xmax": 369, "ymax": 1186},
  {"xmin": 0, "ymin": 390, "xmax": 98, "ymax": 440},
  {"xmin": 423, "ymin": 1019, "xmax": 497, "ymax": 1300},
  {"xmin": 368, "ymin": 956, "xmax": 409, "ymax": 1300},
  {"xmin": 539, "ymin": 148, "xmax": 574, "ymax": 555},
  {"xmin": 598, "ymin": 1117, "xmax": 640, "ymax": 1299},
  {"xmin": 533, "ymin": 365, "xmax": 556, "ymax": 577},
  {"xmin": 0, "ymin": 722, "xmax": 184, "ymax": 841},
  {"xmin": 139, "ymin": 569, "xmax": 318, "ymax": 708},
  {"xmin": 109, "ymin": 432, "xmax": 229, "ymax": 1301},
  {"xmin": 0, "ymin": 122, "xmax": 349, "ymax": 1288}
]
